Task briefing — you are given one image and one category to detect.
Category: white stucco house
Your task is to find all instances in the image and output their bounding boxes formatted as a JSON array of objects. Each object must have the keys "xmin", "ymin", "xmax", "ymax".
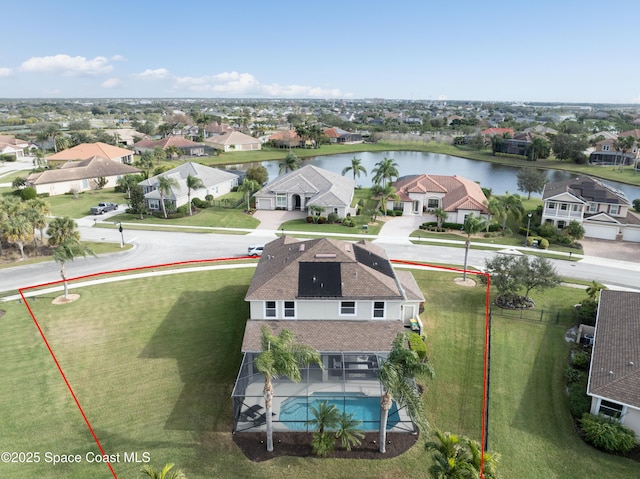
[
  {"xmin": 232, "ymin": 236, "xmax": 425, "ymax": 433},
  {"xmin": 541, "ymin": 176, "xmax": 640, "ymax": 241},
  {"xmin": 203, "ymin": 131, "xmax": 262, "ymax": 152},
  {"xmin": 254, "ymin": 165, "xmax": 355, "ymax": 218},
  {"xmin": 587, "ymin": 290, "xmax": 640, "ymax": 439},
  {"xmin": 138, "ymin": 162, "xmax": 238, "ymax": 212}
]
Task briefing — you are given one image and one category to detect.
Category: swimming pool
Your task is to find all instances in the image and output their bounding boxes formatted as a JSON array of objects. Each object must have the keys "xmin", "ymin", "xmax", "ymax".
[{"xmin": 278, "ymin": 392, "xmax": 400, "ymax": 431}]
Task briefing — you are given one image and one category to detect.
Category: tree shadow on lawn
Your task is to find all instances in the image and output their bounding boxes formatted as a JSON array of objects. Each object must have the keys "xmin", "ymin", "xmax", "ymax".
[{"xmin": 138, "ymin": 287, "xmax": 249, "ymax": 434}]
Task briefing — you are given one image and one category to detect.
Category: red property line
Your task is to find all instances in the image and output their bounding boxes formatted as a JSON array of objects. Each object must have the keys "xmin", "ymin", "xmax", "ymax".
[{"xmin": 20, "ymin": 257, "xmax": 490, "ymax": 478}]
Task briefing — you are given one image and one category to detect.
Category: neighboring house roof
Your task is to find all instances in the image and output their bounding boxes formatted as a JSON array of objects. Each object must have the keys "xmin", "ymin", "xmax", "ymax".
[
  {"xmin": 0, "ymin": 134, "xmax": 29, "ymax": 148},
  {"xmin": 393, "ymin": 174, "xmax": 489, "ymax": 214},
  {"xmin": 204, "ymin": 122, "xmax": 234, "ymax": 135},
  {"xmin": 542, "ymin": 176, "xmax": 630, "ymax": 206},
  {"xmin": 241, "ymin": 319, "xmax": 406, "ymax": 353},
  {"xmin": 133, "ymin": 136, "xmax": 203, "ymax": 150},
  {"xmin": 46, "ymin": 142, "xmax": 132, "ymax": 161},
  {"xmin": 138, "ymin": 162, "xmax": 238, "ymax": 201},
  {"xmin": 245, "ymin": 236, "xmax": 424, "ymax": 302},
  {"xmin": 618, "ymin": 129, "xmax": 640, "ymax": 139},
  {"xmin": 26, "ymin": 156, "xmax": 140, "ymax": 185},
  {"xmin": 268, "ymin": 130, "xmax": 301, "ymax": 143},
  {"xmin": 481, "ymin": 127, "xmax": 514, "ymax": 137},
  {"xmin": 523, "ymin": 125, "xmax": 558, "ymax": 136},
  {"xmin": 588, "ymin": 290, "xmax": 640, "ymax": 409},
  {"xmin": 256, "ymin": 164, "xmax": 354, "ymax": 209},
  {"xmin": 204, "ymin": 131, "xmax": 259, "ymax": 147}
]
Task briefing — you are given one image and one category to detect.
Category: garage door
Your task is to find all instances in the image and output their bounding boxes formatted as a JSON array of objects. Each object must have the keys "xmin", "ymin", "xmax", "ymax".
[
  {"xmin": 583, "ymin": 223, "xmax": 618, "ymax": 240},
  {"xmin": 257, "ymin": 198, "xmax": 272, "ymax": 210},
  {"xmin": 622, "ymin": 226, "xmax": 640, "ymax": 242}
]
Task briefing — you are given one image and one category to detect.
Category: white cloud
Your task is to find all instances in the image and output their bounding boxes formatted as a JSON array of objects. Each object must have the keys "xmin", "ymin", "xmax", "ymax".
[
  {"xmin": 111, "ymin": 54, "xmax": 126, "ymax": 61},
  {"xmin": 19, "ymin": 54, "xmax": 112, "ymax": 76},
  {"xmin": 631, "ymin": 95, "xmax": 640, "ymax": 104},
  {"xmin": 134, "ymin": 68, "xmax": 171, "ymax": 79},
  {"xmin": 0, "ymin": 67, "xmax": 13, "ymax": 77},
  {"xmin": 101, "ymin": 78, "xmax": 121, "ymax": 89}
]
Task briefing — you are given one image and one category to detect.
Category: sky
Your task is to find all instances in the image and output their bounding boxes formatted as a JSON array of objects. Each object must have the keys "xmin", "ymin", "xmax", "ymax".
[{"xmin": 1, "ymin": 0, "xmax": 640, "ymax": 103}]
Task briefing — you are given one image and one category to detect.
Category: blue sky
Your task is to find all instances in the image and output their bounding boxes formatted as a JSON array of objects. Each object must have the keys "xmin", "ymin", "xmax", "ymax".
[{"xmin": 1, "ymin": 0, "xmax": 639, "ymax": 103}]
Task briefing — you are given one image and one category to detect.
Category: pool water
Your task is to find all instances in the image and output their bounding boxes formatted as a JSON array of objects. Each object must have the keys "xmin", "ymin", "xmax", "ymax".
[{"xmin": 279, "ymin": 393, "xmax": 400, "ymax": 431}]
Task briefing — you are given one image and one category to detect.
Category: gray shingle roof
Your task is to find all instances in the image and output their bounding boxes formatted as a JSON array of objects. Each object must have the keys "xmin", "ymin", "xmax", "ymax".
[
  {"xmin": 27, "ymin": 156, "xmax": 140, "ymax": 184},
  {"xmin": 588, "ymin": 290, "xmax": 640, "ymax": 409}
]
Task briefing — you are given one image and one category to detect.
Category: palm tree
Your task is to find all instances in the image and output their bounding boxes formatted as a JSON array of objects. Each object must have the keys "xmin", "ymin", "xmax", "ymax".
[
  {"xmin": 165, "ymin": 145, "xmax": 182, "ymax": 160},
  {"xmin": 185, "ymin": 174, "xmax": 204, "ymax": 216},
  {"xmin": 372, "ymin": 157, "xmax": 399, "ymax": 187},
  {"xmin": 0, "ymin": 196, "xmax": 23, "ymax": 255},
  {"xmin": 433, "ymin": 207, "xmax": 448, "ymax": 228},
  {"xmin": 613, "ymin": 135, "xmax": 636, "ymax": 172},
  {"xmin": 117, "ymin": 174, "xmax": 141, "ymax": 200},
  {"xmin": 279, "ymin": 152, "xmax": 301, "ymax": 174},
  {"xmin": 586, "ymin": 280, "xmax": 605, "ymax": 300},
  {"xmin": 336, "ymin": 411, "xmax": 364, "ymax": 451},
  {"xmin": 466, "ymin": 438, "xmax": 500, "ymax": 479},
  {"xmin": 462, "ymin": 214, "xmax": 486, "ymax": 282},
  {"xmin": 157, "ymin": 175, "xmax": 179, "ymax": 219},
  {"xmin": 341, "ymin": 156, "xmax": 367, "ymax": 182},
  {"xmin": 135, "ymin": 151, "xmax": 155, "ymax": 179},
  {"xmin": 497, "ymin": 192, "xmax": 524, "ymax": 232},
  {"xmin": 371, "ymin": 184, "xmax": 399, "ymax": 215},
  {"xmin": 52, "ymin": 239, "xmax": 95, "ymax": 299},
  {"xmin": 23, "ymin": 199, "xmax": 49, "ymax": 249},
  {"xmin": 46, "ymin": 216, "xmax": 80, "ymax": 247},
  {"xmin": 2, "ymin": 215, "xmax": 33, "ymax": 259},
  {"xmin": 425, "ymin": 430, "xmax": 477, "ymax": 479},
  {"xmin": 254, "ymin": 326, "xmax": 322, "ymax": 452},
  {"xmin": 239, "ymin": 179, "xmax": 260, "ymax": 211},
  {"xmin": 140, "ymin": 463, "xmax": 187, "ymax": 479},
  {"xmin": 485, "ymin": 197, "xmax": 505, "ymax": 233},
  {"xmin": 309, "ymin": 400, "xmax": 341, "ymax": 457},
  {"xmin": 379, "ymin": 332, "xmax": 434, "ymax": 453}
]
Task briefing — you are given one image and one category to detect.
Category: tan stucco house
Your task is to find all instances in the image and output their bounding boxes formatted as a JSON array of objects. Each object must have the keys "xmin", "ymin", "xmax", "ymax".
[{"xmin": 46, "ymin": 142, "xmax": 134, "ymax": 167}]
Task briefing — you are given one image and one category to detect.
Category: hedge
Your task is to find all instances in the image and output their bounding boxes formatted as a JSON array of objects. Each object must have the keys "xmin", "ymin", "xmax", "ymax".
[{"xmin": 407, "ymin": 332, "xmax": 427, "ymax": 360}]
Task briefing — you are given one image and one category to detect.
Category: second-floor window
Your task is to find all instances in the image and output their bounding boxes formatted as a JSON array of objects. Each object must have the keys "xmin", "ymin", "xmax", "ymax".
[
  {"xmin": 265, "ymin": 301, "xmax": 276, "ymax": 318},
  {"xmin": 373, "ymin": 301, "xmax": 385, "ymax": 318},
  {"xmin": 602, "ymin": 145, "xmax": 610, "ymax": 151},
  {"xmin": 548, "ymin": 202, "xmax": 555, "ymax": 209},
  {"xmin": 340, "ymin": 301, "xmax": 356, "ymax": 315},
  {"xmin": 284, "ymin": 301, "xmax": 295, "ymax": 318},
  {"xmin": 588, "ymin": 203, "xmax": 598, "ymax": 213},
  {"xmin": 610, "ymin": 205, "xmax": 619, "ymax": 215},
  {"xmin": 560, "ymin": 203, "xmax": 568, "ymax": 211}
]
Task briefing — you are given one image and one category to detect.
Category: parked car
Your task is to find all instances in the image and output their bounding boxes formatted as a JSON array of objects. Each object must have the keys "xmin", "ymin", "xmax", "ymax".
[
  {"xmin": 247, "ymin": 245, "xmax": 264, "ymax": 256},
  {"xmin": 90, "ymin": 202, "xmax": 118, "ymax": 215}
]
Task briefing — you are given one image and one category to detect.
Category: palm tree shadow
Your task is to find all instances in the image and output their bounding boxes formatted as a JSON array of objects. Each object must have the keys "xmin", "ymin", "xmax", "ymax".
[{"xmin": 138, "ymin": 287, "xmax": 248, "ymax": 433}]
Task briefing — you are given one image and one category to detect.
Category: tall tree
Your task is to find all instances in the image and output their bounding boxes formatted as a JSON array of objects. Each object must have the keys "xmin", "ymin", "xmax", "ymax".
[
  {"xmin": 52, "ymin": 239, "xmax": 95, "ymax": 299},
  {"xmin": 157, "ymin": 175, "xmax": 179, "ymax": 219},
  {"xmin": 462, "ymin": 214, "xmax": 486, "ymax": 281},
  {"xmin": 341, "ymin": 156, "xmax": 367, "ymax": 182},
  {"xmin": 185, "ymin": 174, "xmax": 204, "ymax": 216},
  {"xmin": 135, "ymin": 151, "xmax": 155, "ymax": 179},
  {"xmin": 165, "ymin": 145, "xmax": 182, "ymax": 159},
  {"xmin": 2, "ymin": 215, "xmax": 33, "ymax": 259},
  {"xmin": 379, "ymin": 332, "xmax": 434, "ymax": 453},
  {"xmin": 612, "ymin": 135, "xmax": 636, "ymax": 171},
  {"xmin": 517, "ymin": 256, "xmax": 561, "ymax": 300},
  {"xmin": 516, "ymin": 168, "xmax": 548, "ymax": 199},
  {"xmin": 24, "ymin": 198, "xmax": 50, "ymax": 246},
  {"xmin": 117, "ymin": 174, "xmax": 143, "ymax": 199},
  {"xmin": 371, "ymin": 184, "xmax": 399, "ymax": 215},
  {"xmin": 245, "ymin": 165, "xmax": 268, "ymax": 185},
  {"xmin": 497, "ymin": 192, "xmax": 524, "ymax": 232},
  {"xmin": 372, "ymin": 157, "xmax": 399, "ymax": 187},
  {"xmin": 278, "ymin": 152, "xmax": 301, "ymax": 174},
  {"xmin": 433, "ymin": 207, "xmax": 448, "ymax": 228},
  {"xmin": 46, "ymin": 216, "xmax": 80, "ymax": 246},
  {"xmin": 239, "ymin": 179, "xmax": 260, "ymax": 211},
  {"xmin": 254, "ymin": 326, "xmax": 322, "ymax": 452}
]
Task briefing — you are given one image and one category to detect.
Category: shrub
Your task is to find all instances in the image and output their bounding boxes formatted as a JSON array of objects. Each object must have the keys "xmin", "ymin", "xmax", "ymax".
[
  {"xmin": 539, "ymin": 238, "xmax": 549, "ymax": 249},
  {"xmin": 527, "ymin": 236, "xmax": 535, "ymax": 247},
  {"xmin": 420, "ymin": 222, "xmax": 437, "ymax": 230},
  {"xmin": 306, "ymin": 216, "xmax": 314, "ymax": 223},
  {"xmin": 577, "ymin": 298, "xmax": 598, "ymax": 326},
  {"xmin": 342, "ymin": 218, "xmax": 355, "ymax": 227},
  {"xmin": 327, "ymin": 212, "xmax": 339, "ymax": 224},
  {"xmin": 487, "ymin": 223, "xmax": 501, "ymax": 232},
  {"xmin": 191, "ymin": 197, "xmax": 207, "ymax": 209},
  {"xmin": 565, "ymin": 367, "xmax": 583, "ymax": 384},
  {"xmin": 633, "ymin": 198, "xmax": 640, "ymax": 212},
  {"xmin": 572, "ymin": 351, "xmax": 590, "ymax": 370},
  {"xmin": 555, "ymin": 234, "xmax": 573, "ymax": 246},
  {"xmin": 442, "ymin": 221, "xmax": 464, "ymax": 230},
  {"xmin": 568, "ymin": 382, "xmax": 591, "ymax": 419},
  {"xmin": 317, "ymin": 216, "xmax": 327, "ymax": 224},
  {"xmin": 20, "ymin": 187, "xmax": 37, "ymax": 200},
  {"xmin": 37, "ymin": 192, "xmax": 50, "ymax": 198},
  {"xmin": 1, "ymin": 153, "xmax": 16, "ymax": 162},
  {"xmin": 581, "ymin": 414, "xmax": 638, "ymax": 453},
  {"xmin": 407, "ymin": 332, "xmax": 427, "ymax": 360},
  {"xmin": 538, "ymin": 223, "xmax": 557, "ymax": 239}
]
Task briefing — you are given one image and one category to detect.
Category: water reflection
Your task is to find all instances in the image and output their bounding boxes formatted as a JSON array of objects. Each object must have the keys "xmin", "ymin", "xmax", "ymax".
[{"xmin": 237, "ymin": 151, "xmax": 640, "ymax": 200}]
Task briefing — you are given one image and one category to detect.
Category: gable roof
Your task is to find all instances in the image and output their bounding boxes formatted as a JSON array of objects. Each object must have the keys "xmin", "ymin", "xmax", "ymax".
[
  {"xmin": 588, "ymin": 290, "xmax": 640, "ymax": 409},
  {"xmin": 133, "ymin": 136, "xmax": 203, "ymax": 149},
  {"xmin": 139, "ymin": 162, "xmax": 238, "ymax": 200},
  {"xmin": 256, "ymin": 164, "xmax": 354, "ymax": 208},
  {"xmin": 26, "ymin": 156, "xmax": 140, "ymax": 185},
  {"xmin": 245, "ymin": 236, "xmax": 422, "ymax": 302},
  {"xmin": 393, "ymin": 174, "xmax": 489, "ymax": 213},
  {"xmin": 46, "ymin": 142, "xmax": 132, "ymax": 161},
  {"xmin": 481, "ymin": 127, "xmax": 514, "ymax": 137},
  {"xmin": 542, "ymin": 175, "xmax": 630, "ymax": 206},
  {"xmin": 204, "ymin": 131, "xmax": 260, "ymax": 146}
]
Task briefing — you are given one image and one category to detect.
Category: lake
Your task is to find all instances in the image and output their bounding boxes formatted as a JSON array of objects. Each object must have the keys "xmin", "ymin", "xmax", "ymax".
[{"xmin": 246, "ymin": 150, "xmax": 640, "ymax": 200}]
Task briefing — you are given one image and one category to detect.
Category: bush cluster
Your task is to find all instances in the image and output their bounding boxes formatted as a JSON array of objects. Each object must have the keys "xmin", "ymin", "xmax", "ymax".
[
  {"xmin": 407, "ymin": 332, "xmax": 427, "ymax": 360},
  {"xmin": 581, "ymin": 414, "xmax": 638, "ymax": 453},
  {"xmin": 191, "ymin": 197, "xmax": 209, "ymax": 209},
  {"xmin": 385, "ymin": 210, "xmax": 403, "ymax": 216}
]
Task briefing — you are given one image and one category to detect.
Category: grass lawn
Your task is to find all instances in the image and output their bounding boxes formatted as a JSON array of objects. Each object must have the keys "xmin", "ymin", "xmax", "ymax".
[
  {"xmin": 46, "ymin": 189, "xmax": 128, "ymax": 218},
  {"xmin": 110, "ymin": 206, "xmax": 259, "ymax": 230},
  {"xmin": 1, "ymin": 267, "xmax": 639, "ymax": 478}
]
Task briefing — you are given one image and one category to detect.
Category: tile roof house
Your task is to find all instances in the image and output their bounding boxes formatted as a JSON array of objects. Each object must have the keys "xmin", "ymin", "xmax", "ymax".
[
  {"xmin": 590, "ymin": 129, "xmax": 640, "ymax": 166},
  {"xmin": 203, "ymin": 131, "xmax": 261, "ymax": 152},
  {"xmin": 232, "ymin": 236, "xmax": 424, "ymax": 433},
  {"xmin": 0, "ymin": 135, "xmax": 32, "ymax": 157},
  {"xmin": 26, "ymin": 156, "xmax": 141, "ymax": 196},
  {"xmin": 138, "ymin": 162, "xmax": 238, "ymax": 213},
  {"xmin": 254, "ymin": 164, "xmax": 355, "ymax": 218},
  {"xmin": 323, "ymin": 127, "xmax": 363, "ymax": 144},
  {"xmin": 268, "ymin": 130, "xmax": 302, "ymax": 148},
  {"xmin": 541, "ymin": 175, "xmax": 640, "ymax": 241},
  {"xmin": 132, "ymin": 136, "xmax": 205, "ymax": 157},
  {"xmin": 481, "ymin": 127, "xmax": 514, "ymax": 137},
  {"xmin": 45, "ymin": 142, "xmax": 134, "ymax": 167},
  {"xmin": 390, "ymin": 174, "xmax": 489, "ymax": 222},
  {"xmin": 587, "ymin": 290, "xmax": 640, "ymax": 438}
]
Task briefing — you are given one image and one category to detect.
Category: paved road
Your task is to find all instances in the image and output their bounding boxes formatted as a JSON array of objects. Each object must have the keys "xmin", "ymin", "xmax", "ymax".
[{"xmin": 3, "ymin": 214, "xmax": 640, "ymax": 296}]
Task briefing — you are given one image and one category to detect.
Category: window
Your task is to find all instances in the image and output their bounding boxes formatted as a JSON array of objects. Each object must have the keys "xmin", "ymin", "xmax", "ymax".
[
  {"xmin": 599, "ymin": 399, "xmax": 623, "ymax": 419},
  {"xmin": 588, "ymin": 203, "xmax": 598, "ymax": 213},
  {"xmin": 610, "ymin": 205, "xmax": 619, "ymax": 215},
  {"xmin": 373, "ymin": 301, "xmax": 385, "ymax": 318},
  {"xmin": 276, "ymin": 194, "xmax": 287, "ymax": 208},
  {"xmin": 560, "ymin": 203, "xmax": 568, "ymax": 211},
  {"xmin": 265, "ymin": 301, "xmax": 276, "ymax": 318},
  {"xmin": 548, "ymin": 202, "xmax": 556, "ymax": 209},
  {"xmin": 572, "ymin": 204, "xmax": 580, "ymax": 212},
  {"xmin": 148, "ymin": 199, "xmax": 160, "ymax": 210},
  {"xmin": 340, "ymin": 301, "xmax": 356, "ymax": 315},
  {"xmin": 427, "ymin": 198, "xmax": 439, "ymax": 208},
  {"xmin": 602, "ymin": 145, "xmax": 610, "ymax": 151},
  {"xmin": 284, "ymin": 301, "xmax": 295, "ymax": 318}
]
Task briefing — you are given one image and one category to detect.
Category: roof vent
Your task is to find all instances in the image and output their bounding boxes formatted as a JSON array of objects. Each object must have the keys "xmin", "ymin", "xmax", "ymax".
[
  {"xmin": 315, "ymin": 253, "xmax": 337, "ymax": 259},
  {"xmin": 299, "ymin": 244, "xmax": 305, "ymax": 252}
]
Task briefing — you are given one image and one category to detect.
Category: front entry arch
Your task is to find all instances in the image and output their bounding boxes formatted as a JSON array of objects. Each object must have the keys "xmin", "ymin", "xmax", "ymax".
[{"xmin": 293, "ymin": 194, "xmax": 302, "ymax": 210}]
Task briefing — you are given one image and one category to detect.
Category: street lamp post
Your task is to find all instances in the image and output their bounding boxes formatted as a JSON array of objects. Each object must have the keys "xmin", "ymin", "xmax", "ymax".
[
  {"xmin": 524, "ymin": 213, "xmax": 532, "ymax": 246},
  {"xmin": 119, "ymin": 222, "xmax": 124, "ymax": 248}
]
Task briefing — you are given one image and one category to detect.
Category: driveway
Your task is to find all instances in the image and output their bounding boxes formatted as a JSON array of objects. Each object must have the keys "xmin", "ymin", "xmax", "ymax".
[
  {"xmin": 581, "ymin": 238, "xmax": 640, "ymax": 262},
  {"xmin": 251, "ymin": 210, "xmax": 307, "ymax": 231},
  {"xmin": 376, "ymin": 215, "xmax": 424, "ymax": 244}
]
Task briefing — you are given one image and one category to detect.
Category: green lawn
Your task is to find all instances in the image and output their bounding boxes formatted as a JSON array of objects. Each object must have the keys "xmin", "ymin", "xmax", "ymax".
[
  {"xmin": 46, "ymin": 189, "xmax": 128, "ymax": 218},
  {"xmin": 1, "ymin": 267, "xmax": 638, "ymax": 478},
  {"xmin": 111, "ymin": 206, "xmax": 259, "ymax": 229}
]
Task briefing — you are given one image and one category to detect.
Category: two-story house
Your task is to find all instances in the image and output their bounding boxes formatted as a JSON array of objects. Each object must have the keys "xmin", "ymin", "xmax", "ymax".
[
  {"xmin": 232, "ymin": 236, "xmax": 424, "ymax": 433},
  {"xmin": 541, "ymin": 176, "xmax": 640, "ymax": 241},
  {"xmin": 590, "ymin": 129, "xmax": 640, "ymax": 166}
]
